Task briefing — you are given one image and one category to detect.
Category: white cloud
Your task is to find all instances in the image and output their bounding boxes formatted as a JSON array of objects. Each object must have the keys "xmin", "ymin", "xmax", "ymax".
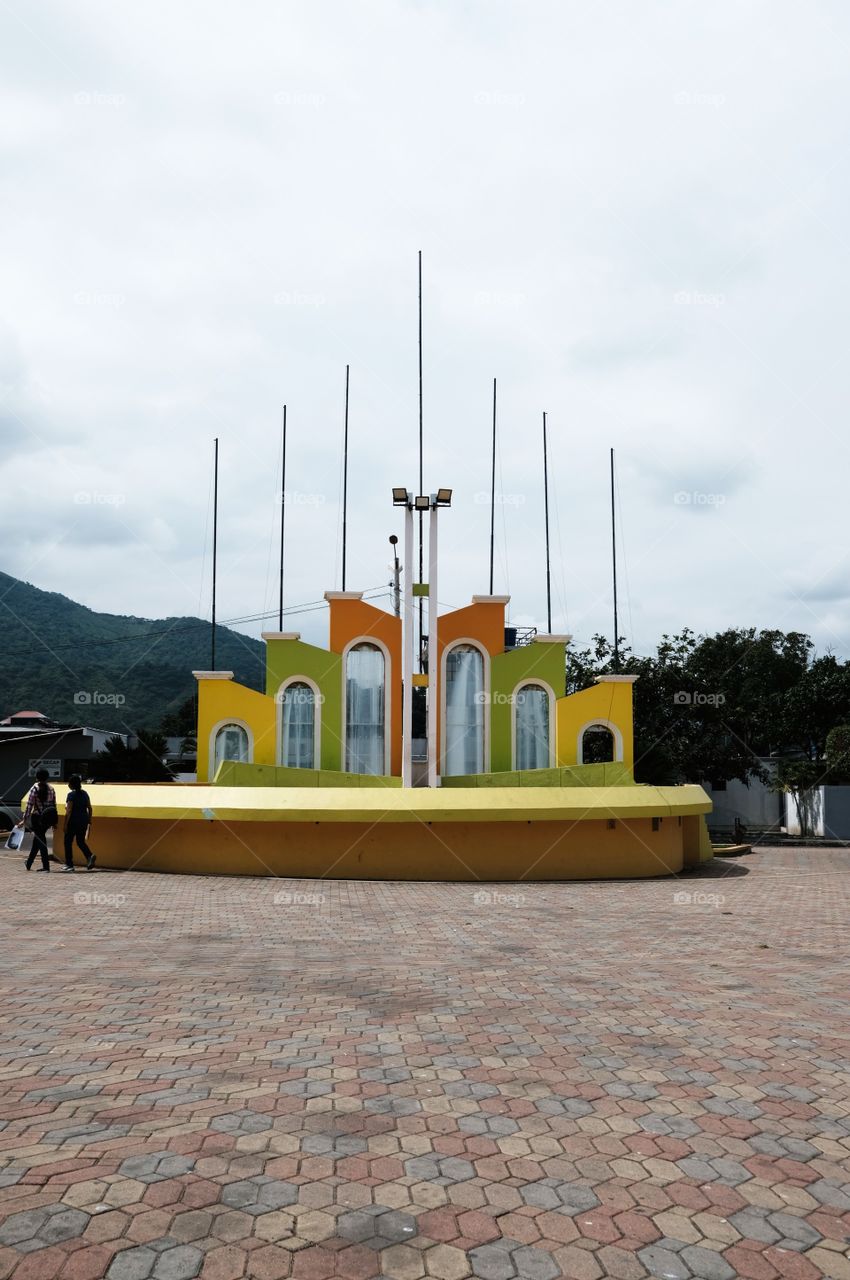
[{"xmin": 1, "ymin": 0, "xmax": 849, "ymax": 657}]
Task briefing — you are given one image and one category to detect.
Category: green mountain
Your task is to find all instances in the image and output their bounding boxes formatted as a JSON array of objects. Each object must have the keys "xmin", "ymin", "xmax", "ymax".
[{"xmin": 0, "ymin": 570, "xmax": 264, "ymax": 732}]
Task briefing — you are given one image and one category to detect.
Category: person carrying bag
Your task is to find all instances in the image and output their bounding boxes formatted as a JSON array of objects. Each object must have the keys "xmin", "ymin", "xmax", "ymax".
[{"xmin": 17, "ymin": 769, "xmax": 59, "ymax": 872}]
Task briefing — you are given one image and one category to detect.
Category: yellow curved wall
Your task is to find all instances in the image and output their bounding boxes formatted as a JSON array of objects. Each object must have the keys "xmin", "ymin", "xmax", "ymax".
[{"xmin": 556, "ymin": 678, "xmax": 635, "ymax": 774}]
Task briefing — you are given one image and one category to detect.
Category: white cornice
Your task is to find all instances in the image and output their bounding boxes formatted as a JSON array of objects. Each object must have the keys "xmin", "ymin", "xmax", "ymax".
[
  {"xmin": 471, "ymin": 594, "xmax": 511, "ymax": 605},
  {"xmin": 324, "ymin": 590, "xmax": 363, "ymax": 601},
  {"xmin": 595, "ymin": 674, "xmax": 638, "ymax": 684},
  {"xmin": 261, "ymin": 631, "xmax": 302, "ymax": 641},
  {"xmin": 192, "ymin": 670, "xmax": 234, "ymax": 681}
]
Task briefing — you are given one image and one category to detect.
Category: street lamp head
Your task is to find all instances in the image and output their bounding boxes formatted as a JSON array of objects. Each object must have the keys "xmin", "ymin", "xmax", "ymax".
[
  {"xmin": 392, "ymin": 487, "xmax": 411, "ymax": 506},
  {"xmin": 389, "ymin": 534, "xmax": 398, "ymax": 546},
  {"xmin": 414, "ymin": 495, "xmax": 430, "ymax": 511},
  {"xmin": 435, "ymin": 487, "xmax": 453, "ymax": 506}
]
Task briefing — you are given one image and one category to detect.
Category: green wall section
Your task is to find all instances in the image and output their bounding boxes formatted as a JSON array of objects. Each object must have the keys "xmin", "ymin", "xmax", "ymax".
[
  {"xmin": 264, "ymin": 639, "xmax": 342, "ymax": 770},
  {"xmin": 215, "ymin": 760, "xmax": 401, "ymax": 788},
  {"xmin": 441, "ymin": 763, "xmax": 634, "ymax": 788},
  {"xmin": 489, "ymin": 642, "xmax": 566, "ymax": 772}
]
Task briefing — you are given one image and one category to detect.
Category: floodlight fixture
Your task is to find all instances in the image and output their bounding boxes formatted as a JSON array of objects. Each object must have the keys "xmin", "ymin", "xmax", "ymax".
[
  {"xmin": 392, "ymin": 487, "xmax": 412, "ymax": 506},
  {"xmin": 434, "ymin": 488, "xmax": 453, "ymax": 506},
  {"xmin": 414, "ymin": 495, "xmax": 430, "ymax": 511}
]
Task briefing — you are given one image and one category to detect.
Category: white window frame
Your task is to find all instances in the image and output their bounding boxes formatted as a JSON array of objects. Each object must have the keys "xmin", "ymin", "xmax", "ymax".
[
  {"xmin": 277, "ymin": 675, "xmax": 321, "ymax": 770},
  {"xmin": 511, "ymin": 679, "xmax": 555, "ymax": 771},
  {"xmin": 209, "ymin": 718, "xmax": 254, "ymax": 775},
  {"xmin": 440, "ymin": 638, "xmax": 491, "ymax": 776},
  {"xmin": 341, "ymin": 636, "xmax": 391, "ymax": 776},
  {"xmin": 576, "ymin": 718, "xmax": 623, "ymax": 764}
]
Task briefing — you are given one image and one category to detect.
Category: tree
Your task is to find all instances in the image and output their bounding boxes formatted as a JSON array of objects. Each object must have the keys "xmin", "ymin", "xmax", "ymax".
[
  {"xmin": 91, "ymin": 732, "xmax": 172, "ymax": 782},
  {"xmin": 825, "ymin": 724, "xmax": 850, "ymax": 784}
]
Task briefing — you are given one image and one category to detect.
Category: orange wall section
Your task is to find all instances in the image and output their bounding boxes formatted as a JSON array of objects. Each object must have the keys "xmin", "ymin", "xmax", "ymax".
[{"xmin": 327, "ymin": 596, "xmax": 403, "ymax": 776}]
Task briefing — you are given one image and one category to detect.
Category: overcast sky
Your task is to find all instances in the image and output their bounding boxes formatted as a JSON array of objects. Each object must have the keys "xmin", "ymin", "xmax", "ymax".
[{"xmin": 2, "ymin": 0, "xmax": 850, "ymax": 659}]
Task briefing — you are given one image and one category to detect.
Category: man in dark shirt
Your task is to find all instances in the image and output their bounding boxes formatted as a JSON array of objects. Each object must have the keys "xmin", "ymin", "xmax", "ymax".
[{"xmin": 63, "ymin": 774, "xmax": 96, "ymax": 872}]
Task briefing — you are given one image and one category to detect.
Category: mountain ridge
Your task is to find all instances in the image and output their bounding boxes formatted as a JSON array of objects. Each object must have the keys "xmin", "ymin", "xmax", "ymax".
[{"xmin": 0, "ymin": 570, "xmax": 264, "ymax": 731}]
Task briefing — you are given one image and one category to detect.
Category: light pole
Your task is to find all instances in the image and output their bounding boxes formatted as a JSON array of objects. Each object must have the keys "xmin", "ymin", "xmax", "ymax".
[
  {"xmin": 393, "ymin": 487, "xmax": 452, "ymax": 788},
  {"xmin": 389, "ymin": 534, "xmax": 401, "ymax": 618}
]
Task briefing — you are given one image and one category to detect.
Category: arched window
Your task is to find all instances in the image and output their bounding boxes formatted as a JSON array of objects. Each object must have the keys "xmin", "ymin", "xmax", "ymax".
[
  {"xmin": 345, "ymin": 643, "xmax": 385, "ymax": 774},
  {"xmin": 214, "ymin": 722, "xmax": 250, "ymax": 769},
  {"xmin": 580, "ymin": 724, "xmax": 615, "ymax": 764},
  {"xmin": 280, "ymin": 681, "xmax": 317, "ymax": 769},
  {"xmin": 444, "ymin": 643, "xmax": 485, "ymax": 776},
  {"xmin": 515, "ymin": 684, "xmax": 551, "ymax": 770}
]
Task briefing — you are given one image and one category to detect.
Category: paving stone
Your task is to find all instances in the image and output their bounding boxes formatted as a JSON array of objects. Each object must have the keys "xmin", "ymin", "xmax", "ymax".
[{"xmin": 0, "ymin": 853, "xmax": 846, "ymax": 1280}]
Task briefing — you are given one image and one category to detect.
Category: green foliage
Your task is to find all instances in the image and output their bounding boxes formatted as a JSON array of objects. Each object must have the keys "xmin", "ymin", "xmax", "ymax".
[
  {"xmin": 568, "ymin": 627, "xmax": 840, "ymax": 788},
  {"xmin": 0, "ymin": 571, "xmax": 264, "ymax": 731},
  {"xmin": 825, "ymin": 724, "xmax": 850, "ymax": 784},
  {"xmin": 90, "ymin": 732, "xmax": 172, "ymax": 782}
]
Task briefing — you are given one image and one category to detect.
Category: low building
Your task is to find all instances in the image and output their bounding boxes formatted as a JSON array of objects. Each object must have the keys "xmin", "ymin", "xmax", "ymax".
[{"xmin": 0, "ymin": 716, "xmax": 128, "ymax": 823}]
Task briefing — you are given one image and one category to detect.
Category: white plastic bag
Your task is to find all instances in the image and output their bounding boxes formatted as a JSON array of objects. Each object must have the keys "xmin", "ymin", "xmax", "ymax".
[{"xmin": 5, "ymin": 827, "xmax": 24, "ymax": 851}]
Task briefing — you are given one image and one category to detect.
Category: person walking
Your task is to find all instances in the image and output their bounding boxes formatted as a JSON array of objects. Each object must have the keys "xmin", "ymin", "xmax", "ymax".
[
  {"xmin": 63, "ymin": 774, "xmax": 96, "ymax": 872},
  {"xmin": 19, "ymin": 769, "xmax": 59, "ymax": 872}
]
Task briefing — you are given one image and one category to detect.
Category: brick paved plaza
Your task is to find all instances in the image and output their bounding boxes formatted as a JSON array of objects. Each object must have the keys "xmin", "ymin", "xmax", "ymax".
[{"xmin": 0, "ymin": 850, "xmax": 847, "ymax": 1280}]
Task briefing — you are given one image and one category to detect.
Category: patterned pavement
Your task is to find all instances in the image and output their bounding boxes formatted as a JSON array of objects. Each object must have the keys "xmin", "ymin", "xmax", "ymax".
[{"xmin": 0, "ymin": 849, "xmax": 848, "ymax": 1280}]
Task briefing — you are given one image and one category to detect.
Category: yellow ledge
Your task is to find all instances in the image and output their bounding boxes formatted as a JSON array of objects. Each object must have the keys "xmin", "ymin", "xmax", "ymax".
[{"xmin": 51, "ymin": 782, "xmax": 711, "ymax": 824}]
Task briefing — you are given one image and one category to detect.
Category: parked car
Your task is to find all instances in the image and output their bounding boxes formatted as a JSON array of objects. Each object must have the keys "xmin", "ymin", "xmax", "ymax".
[{"xmin": 0, "ymin": 804, "xmax": 21, "ymax": 832}]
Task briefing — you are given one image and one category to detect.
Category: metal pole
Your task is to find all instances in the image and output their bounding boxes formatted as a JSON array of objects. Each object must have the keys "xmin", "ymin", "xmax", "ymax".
[
  {"xmin": 402, "ymin": 500, "xmax": 414, "ymax": 787},
  {"xmin": 489, "ymin": 377, "xmax": 496, "ymax": 595},
  {"xmin": 427, "ymin": 500, "xmax": 439, "ymax": 787},
  {"xmin": 611, "ymin": 446, "xmax": 619, "ymax": 672},
  {"xmin": 342, "ymin": 365, "xmax": 350, "ymax": 590},
  {"xmin": 390, "ymin": 537, "xmax": 401, "ymax": 618},
  {"xmin": 543, "ymin": 411, "xmax": 552, "ymax": 633},
  {"xmin": 211, "ymin": 437, "xmax": 218, "ymax": 670},
  {"xmin": 278, "ymin": 405, "xmax": 286, "ymax": 631},
  {"xmin": 418, "ymin": 252, "xmax": 424, "ymax": 671}
]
